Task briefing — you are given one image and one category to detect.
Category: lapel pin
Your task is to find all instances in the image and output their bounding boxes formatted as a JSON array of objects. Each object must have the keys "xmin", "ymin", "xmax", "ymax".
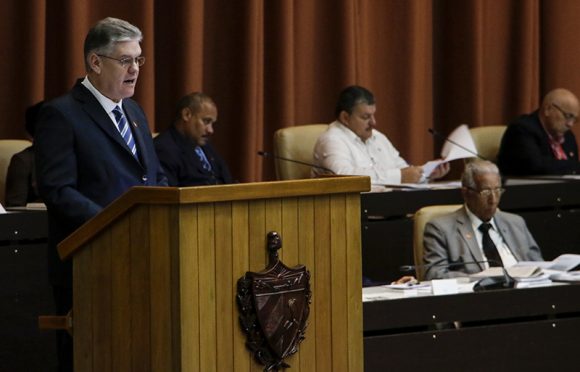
[
  {"xmin": 570, "ymin": 151, "xmax": 574, "ymax": 157},
  {"xmin": 465, "ymin": 232, "xmax": 473, "ymax": 239},
  {"xmin": 133, "ymin": 121, "xmax": 138, "ymax": 128}
]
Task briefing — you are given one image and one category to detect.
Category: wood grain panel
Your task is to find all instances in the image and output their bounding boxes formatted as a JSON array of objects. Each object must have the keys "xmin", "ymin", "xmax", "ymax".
[
  {"xmin": 215, "ymin": 202, "xmax": 234, "ymax": 372},
  {"xmin": 129, "ymin": 206, "xmax": 151, "ymax": 372},
  {"xmin": 248, "ymin": 200, "xmax": 267, "ymax": 271},
  {"xmin": 74, "ymin": 247, "xmax": 93, "ymax": 372},
  {"xmin": 297, "ymin": 196, "xmax": 316, "ymax": 371},
  {"xmin": 110, "ymin": 215, "xmax": 132, "ymax": 371},
  {"xmin": 346, "ymin": 194, "xmax": 363, "ymax": 371},
  {"xmin": 149, "ymin": 205, "xmax": 174, "ymax": 371},
  {"xmin": 91, "ymin": 228, "xmax": 112, "ymax": 371},
  {"xmin": 59, "ymin": 177, "xmax": 370, "ymax": 260},
  {"xmin": 330, "ymin": 194, "xmax": 348, "ymax": 372},
  {"xmin": 178, "ymin": 205, "xmax": 200, "ymax": 372},
  {"xmin": 197, "ymin": 203, "xmax": 217, "ymax": 372},
  {"xmin": 281, "ymin": 197, "xmax": 299, "ymax": 266},
  {"xmin": 231, "ymin": 201, "xmax": 252, "ymax": 372},
  {"xmin": 265, "ymin": 198, "xmax": 283, "ymax": 261},
  {"xmin": 314, "ymin": 195, "xmax": 332, "ymax": 371}
]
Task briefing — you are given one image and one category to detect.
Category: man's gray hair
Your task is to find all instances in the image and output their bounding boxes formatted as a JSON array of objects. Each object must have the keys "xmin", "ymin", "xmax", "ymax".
[
  {"xmin": 462, "ymin": 160, "xmax": 501, "ymax": 189},
  {"xmin": 83, "ymin": 17, "xmax": 142, "ymax": 71}
]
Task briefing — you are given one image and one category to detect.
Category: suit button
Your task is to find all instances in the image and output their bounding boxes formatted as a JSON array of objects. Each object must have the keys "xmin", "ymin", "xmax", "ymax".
[{"xmin": 142, "ymin": 175, "xmax": 148, "ymax": 183}]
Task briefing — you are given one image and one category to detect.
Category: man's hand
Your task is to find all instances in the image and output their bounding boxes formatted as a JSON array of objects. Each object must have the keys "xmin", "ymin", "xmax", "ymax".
[
  {"xmin": 429, "ymin": 162, "xmax": 450, "ymax": 180},
  {"xmin": 391, "ymin": 275, "xmax": 418, "ymax": 285},
  {"xmin": 401, "ymin": 166, "xmax": 423, "ymax": 183}
]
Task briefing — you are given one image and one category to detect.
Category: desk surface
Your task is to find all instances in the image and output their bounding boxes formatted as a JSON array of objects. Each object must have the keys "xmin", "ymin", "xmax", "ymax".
[
  {"xmin": 0, "ymin": 209, "xmax": 48, "ymax": 242},
  {"xmin": 361, "ymin": 178, "xmax": 580, "ymax": 282},
  {"xmin": 364, "ymin": 283, "xmax": 580, "ymax": 371}
]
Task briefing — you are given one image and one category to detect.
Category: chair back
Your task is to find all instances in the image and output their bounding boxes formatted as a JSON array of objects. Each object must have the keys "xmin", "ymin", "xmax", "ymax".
[
  {"xmin": 0, "ymin": 139, "xmax": 32, "ymax": 205},
  {"xmin": 273, "ymin": 124, "xmax": 328, "ymax": 180},
  {"xmin": 413, "ymin": 204, "xmax": 462, "ymax": 280},
  {"xmin": 468, "ymin": 125, "xmax": 507, "ymax": 163}
]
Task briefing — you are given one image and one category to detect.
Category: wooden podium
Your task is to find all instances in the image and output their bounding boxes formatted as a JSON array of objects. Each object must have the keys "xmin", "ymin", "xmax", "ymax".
[{"xmin": 58, "ymin": 176, "xmax": 370, "ymax": 372}]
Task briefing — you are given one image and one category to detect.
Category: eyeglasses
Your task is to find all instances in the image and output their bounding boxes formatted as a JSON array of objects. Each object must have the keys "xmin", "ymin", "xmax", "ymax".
[
  {"xmin": 552, "ymin": 103, "xmax": 577, "ymax": 123},
  {"xmin": 467, "ymin": 187, "xmax": 505, "ymax": 198},
  {"xmin": 97, "ymin": 54, "xmax": 145, "ymax": 68}
]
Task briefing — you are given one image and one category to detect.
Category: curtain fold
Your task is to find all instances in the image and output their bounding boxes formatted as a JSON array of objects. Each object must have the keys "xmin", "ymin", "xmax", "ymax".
[{"xmin": 2, "ymin": 0, "xmax": 580, "ymax": 182}]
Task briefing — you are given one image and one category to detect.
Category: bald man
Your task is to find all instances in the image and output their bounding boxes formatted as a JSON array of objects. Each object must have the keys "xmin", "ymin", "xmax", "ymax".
[{"xmin": 498, "ymin": 88, "xmax": 580, "ymax": 176}]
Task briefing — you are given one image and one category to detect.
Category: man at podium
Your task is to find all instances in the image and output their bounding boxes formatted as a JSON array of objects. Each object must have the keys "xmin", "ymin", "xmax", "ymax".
[{"xmin": 35, "ymin": 17, "xmax": 168, "ymax": 372}]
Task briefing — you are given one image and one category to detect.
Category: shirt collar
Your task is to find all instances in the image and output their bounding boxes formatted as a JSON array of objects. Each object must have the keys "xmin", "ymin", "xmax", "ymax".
[
  {"xmin": 81, "ymin": 76, "xmax": 123, "ymax": 114},
  {"xmin": 464, "ymin": 204, "xmax": 497, "ymax": 230},
  {"xmin": 333, "ymin": 120, "xmax": 376, "ymax": 145}
]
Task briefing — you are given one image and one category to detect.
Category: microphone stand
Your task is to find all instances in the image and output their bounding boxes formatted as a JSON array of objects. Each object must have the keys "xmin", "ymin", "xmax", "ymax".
[
  {"xmin": 428, "ymin": 128, "xmax": 488, "ymax": 161},
  {"xmin": 257, "ymin": 150, "xmax": 335, "ymax": 175},
  {"xmin": 400, "ymin": 259, "xmax": 516, "ymax": 292}
]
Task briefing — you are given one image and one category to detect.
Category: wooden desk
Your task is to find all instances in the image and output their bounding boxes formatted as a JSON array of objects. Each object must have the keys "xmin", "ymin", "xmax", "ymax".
[
  {"xmin": 364, "ymin": 284, "xmax": 580, "ymax": 371},
  {"xmin": 0, "ymin": 210, "xmax": 56, "ymax": 371},
  {"xmin": 361, "ymin": 178, "xmax": 580, "ymax": 282}
]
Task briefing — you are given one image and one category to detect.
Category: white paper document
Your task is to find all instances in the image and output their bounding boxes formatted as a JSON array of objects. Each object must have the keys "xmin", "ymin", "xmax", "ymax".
[
  {"xmin": 423, "ymin": 124, "xmax": 478, "ymax": 177},
  {"xmin": 0, "ymin": 203, "xmax": 6, "ymax": 214},
  {"xmin": 517, "ymin": 254, "xmax": 580, "ymax": 272}
]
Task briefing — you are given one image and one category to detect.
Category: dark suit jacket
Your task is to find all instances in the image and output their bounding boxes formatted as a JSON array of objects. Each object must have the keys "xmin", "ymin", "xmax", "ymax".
[
  {"xmin": 5, "ymin": 146, "xmax": 39, "ymax": 207},
  {"xmin": 35, "ymin": 79, "xmax": 168, "ymax": 285},
  {"xmin": 423, "ymin": 207, "xmax": 543, "ymax": 280},
  {"xmin": 154, "ymin": 126, "xmax": 233, "ymax": 186},
  {"xmin": 497, "ymin": 110, "xmax": 580, "ymax": 175}
]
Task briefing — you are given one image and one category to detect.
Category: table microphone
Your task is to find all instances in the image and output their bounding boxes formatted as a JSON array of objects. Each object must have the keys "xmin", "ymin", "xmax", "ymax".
[
  {"xmin": 428, "ymin": 128, "xmax": 488, "ymax": 161},
  {"xmin": 257, "ymin": 150, "xmax": 335, "ymax": 174},
  {"xmin": 400, "ymin": 259, "xmax": 516, "ymax": 292}
]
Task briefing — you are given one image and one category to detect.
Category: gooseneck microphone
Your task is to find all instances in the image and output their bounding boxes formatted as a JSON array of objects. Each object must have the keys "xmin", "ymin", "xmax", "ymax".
[
  {"xmin": 400, "ymin": 259, "xmax": 516, "ymax": 292},
  {"xmin": 428, "ymin": 128, "xmax": 488, "ymax": 161},
  {"xmin": 257, "ymin": 151, "xmax": 335, "ymax": 174}
]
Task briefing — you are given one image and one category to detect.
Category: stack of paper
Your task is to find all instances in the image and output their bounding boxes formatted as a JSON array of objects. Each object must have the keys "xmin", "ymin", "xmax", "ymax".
[{"xmin": 423, "ymin": 124, "xmax": 478, "ymax": 177}]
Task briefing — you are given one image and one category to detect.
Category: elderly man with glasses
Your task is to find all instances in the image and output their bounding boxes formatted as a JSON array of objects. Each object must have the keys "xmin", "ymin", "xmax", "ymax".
[
  {"xmin": 35, "ymin": 17, "xmax": 167, "ymax": 372},
  {"xmin": 498, "ymin": 88, "xmax": 580, "ymax": 175},
  {"xmin": 422, "ymin": 160, "xmax": 543, "ymax": 280}
]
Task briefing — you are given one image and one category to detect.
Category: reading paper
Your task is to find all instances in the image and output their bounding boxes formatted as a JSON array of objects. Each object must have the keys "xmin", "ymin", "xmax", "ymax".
[{"xmin": 423, "ymin": 124, "xmax": 478, "ymax": 177}]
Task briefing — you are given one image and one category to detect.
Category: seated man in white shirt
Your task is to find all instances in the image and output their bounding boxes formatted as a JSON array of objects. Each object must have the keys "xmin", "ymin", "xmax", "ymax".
[
  {"xmin": 422, "ymin": 160, "xmax": 543, "ymax": 280},
  {"xmin": 312, "ymin": 85, "xmax": 449, "ymax": 184}
]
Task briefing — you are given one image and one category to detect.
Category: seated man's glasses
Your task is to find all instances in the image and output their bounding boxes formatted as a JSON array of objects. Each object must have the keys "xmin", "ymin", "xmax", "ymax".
[
  {"xmin": 552, "ymin": 103, "xmax": 577, "ymax": 123},
  {"xmin": 467, "ymin": 187, "xmax": 505, "ymax": 198},
  {"xmin": 97, "ymin": 54, "xmax": 146, "ymax": 68}
]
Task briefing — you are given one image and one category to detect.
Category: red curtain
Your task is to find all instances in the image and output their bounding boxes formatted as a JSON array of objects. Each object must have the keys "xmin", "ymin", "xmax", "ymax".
[{"xmin": 3, "ymin": 0, "xmax": 580, "ymax": 182}]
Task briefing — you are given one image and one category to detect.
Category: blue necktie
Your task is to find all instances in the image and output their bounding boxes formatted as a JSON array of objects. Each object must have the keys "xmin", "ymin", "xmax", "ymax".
[
  {"xmin": 194, "ymin": 146, "xmax": 212, "ymax": 171},
  {"xmin": 112, "ymin": 106, "xmax": 137, "ymax": 158}
]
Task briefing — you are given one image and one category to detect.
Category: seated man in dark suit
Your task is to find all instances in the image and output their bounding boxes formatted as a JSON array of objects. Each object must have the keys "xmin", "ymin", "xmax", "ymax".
[
  {"xmin": 5, "ymin": 101, "xmax": 44, "ymax": 206},
  {"xmin": 423, "ymin": 160, "xmax": 543, "ymax": 280},
  {"xmin": 498, "ymin": 88, "xmax": 580, "ymax": 175},
  {"xmin": 155, "ymin": 92, "xmax": 233, "ymax": 186}
]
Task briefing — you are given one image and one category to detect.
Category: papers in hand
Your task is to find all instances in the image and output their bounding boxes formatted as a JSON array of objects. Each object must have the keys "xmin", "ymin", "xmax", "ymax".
[{"xmin": 423, "ymin": 124, "xmax": 478, "ymax": 177}]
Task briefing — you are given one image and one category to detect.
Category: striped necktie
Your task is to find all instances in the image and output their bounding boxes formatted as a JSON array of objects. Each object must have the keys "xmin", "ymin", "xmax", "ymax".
[{"xmin": 112, "ymin": 106, "xmax": 137, "ymax": 158}]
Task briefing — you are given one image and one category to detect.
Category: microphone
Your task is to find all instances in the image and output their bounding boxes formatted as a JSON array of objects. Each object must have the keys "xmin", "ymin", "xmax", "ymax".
[
  {"xmin": 400, "ymin": 260, "xmax": 516, "ymax": 292},
  {"xmin": 257, "ymin": 151, "xmax": 335, "ymax": 175},
  {"xmin": 428, "ymin": 128, "xmax": 488, "ymax": 161}
]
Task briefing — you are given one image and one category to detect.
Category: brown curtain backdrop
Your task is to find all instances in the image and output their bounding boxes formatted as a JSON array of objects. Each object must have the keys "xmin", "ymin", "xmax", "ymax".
[{"xmin": 3, "ymin": 0, "xmax": 580, "ymax": 182}]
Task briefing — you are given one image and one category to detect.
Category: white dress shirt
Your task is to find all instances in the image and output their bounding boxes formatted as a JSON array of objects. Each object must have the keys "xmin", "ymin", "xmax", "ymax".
[
  {"xmin": 312, "ymin": 121, "xmax": 409, "ymax": 184},
  {"xmin": 464, "ymin": 206, "xmax": 518, "ymax": 268}
]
